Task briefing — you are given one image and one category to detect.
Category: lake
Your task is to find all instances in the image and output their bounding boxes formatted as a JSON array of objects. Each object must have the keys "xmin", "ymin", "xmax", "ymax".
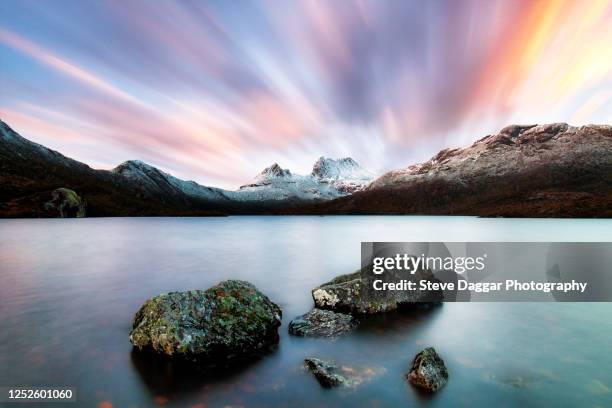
[{"xmin": 1, "ymin": 216, "xmax": 611, "ymax": 407}]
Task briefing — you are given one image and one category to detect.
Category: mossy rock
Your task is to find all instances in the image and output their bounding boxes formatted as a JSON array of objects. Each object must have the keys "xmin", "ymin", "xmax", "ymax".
[
  {"xmin": 129, "ymin": 280, "xmax": 282, "ymax": 363},
  {"xmin": 44, "ymin": 188, "xmax": 86, "ymax": 217}
]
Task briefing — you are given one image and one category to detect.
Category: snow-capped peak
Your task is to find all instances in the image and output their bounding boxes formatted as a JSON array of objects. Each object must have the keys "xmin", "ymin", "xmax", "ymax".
[
  {"xmin": 234, "ymin": 157, "xmax": 374, "ymax": 201},
  {"xmin": 256, "ymin": 163, "xmax": 292, "ymax": 181},
  {"xmin": 311, "ymin": 156, "xmax": 372, "ymax": 180}
]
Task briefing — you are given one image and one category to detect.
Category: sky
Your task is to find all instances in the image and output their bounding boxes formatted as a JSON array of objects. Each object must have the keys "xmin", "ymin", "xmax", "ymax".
[{"xmin": 1, "ymin": 0, "xmax": 611, "ymax": 189}]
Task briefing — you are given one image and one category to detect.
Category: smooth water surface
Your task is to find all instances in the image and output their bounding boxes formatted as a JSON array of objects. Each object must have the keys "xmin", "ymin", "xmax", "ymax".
[{"xmin": 1, "ymin": 216, "xmax": 611, "ymax": 407}]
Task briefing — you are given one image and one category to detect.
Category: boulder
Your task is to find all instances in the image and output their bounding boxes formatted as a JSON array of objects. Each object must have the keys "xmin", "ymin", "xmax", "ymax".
[
  {"xmin": 304, "ymin": 358, "xmax": 386, "ymax": 389},
  {"xmin": 312, "ymin": 266, "xmax": 441, "ymax": 314},
  {"xmin": 304, "ymin": 358, "xmax": 347, "ymax": 388},
  {"xmin": 289, "ymin": 309, "xmax": 358, "ymax": 338},
  {"xmin": 407, "ymin": 347, "xmax": 448, "ymax": 392},
  {"xmin": 129, "ymin": 280, "xmax": 282, "ymax": 363},
  {"xmin": 44, "ymin": 188, "xmax": 86, "ymax": 217}
]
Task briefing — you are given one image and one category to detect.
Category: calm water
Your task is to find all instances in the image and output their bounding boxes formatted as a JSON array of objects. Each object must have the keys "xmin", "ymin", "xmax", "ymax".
[{"xmin": 1, "ymin": 216, "xmax": 611, "ymax": 407}]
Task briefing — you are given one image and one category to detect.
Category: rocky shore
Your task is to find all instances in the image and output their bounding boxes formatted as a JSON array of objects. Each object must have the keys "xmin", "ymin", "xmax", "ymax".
[{"xmin": 130, "ymin": 274, "xmax": 448, "ymax": 393}]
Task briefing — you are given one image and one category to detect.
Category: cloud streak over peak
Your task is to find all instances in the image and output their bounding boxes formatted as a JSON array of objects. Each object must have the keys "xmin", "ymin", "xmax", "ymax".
[{"xmin": 1, "ymin": 0, "xmax": 611, "ymax": 188}]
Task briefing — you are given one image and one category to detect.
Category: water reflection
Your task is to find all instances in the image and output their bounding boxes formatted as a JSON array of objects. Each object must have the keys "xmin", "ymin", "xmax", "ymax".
[{"xmin": 130, "ymin": 347, "xmax": 274, "ymax": 396}]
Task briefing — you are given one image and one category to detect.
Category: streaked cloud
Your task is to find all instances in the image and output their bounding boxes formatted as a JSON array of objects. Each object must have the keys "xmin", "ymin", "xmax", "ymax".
[{"xmin": 0, "ymin": 0, "xmax": 610, "ymax": 189}]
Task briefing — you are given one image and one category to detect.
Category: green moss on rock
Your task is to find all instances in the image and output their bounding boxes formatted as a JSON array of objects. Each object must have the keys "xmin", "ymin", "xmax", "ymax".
[
  {"xmin": 129, "ymin": 280, "xmax": 282, "ymax": 363},
  {"xmin": 44, "ymin": 188, "xmax": 86, "ymax": 217}
]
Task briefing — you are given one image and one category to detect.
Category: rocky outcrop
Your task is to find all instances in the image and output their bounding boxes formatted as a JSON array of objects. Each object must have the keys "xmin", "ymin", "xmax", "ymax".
[
  {"xmin": 129, "ymin": 280, "xmax": 282, "ymax": 364},
  {"xmin": 288, "ymin": 309, "xmax": 358, "ymax": 337},
  {"xmin": 305, "ymin": 358, "xmax": 347, "ymax": 387},
  {"xmin": 307, "ymin": 124, "xmax": 612, "ymax": 217},
  {"xmin": 311, "ymin": 267, "xmax": 442, "ymax": 314},
  {"xmin": 257, "ymin": 163, "xmax": 292, "ymax": 180},
  {"xmin": 44, "ymin": 188, "xmax": 86, "ymax": 217},
  {"xmin": 406, "ymin": 347, "xmax": 448, "ymax": 392}
]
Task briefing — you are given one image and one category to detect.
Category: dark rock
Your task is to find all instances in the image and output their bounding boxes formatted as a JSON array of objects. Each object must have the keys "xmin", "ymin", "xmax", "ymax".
[
  {"xmin": 129, "ymin": 280, "xmax": 282, "ymax": 364},
  {"xmin": 304, "ymin": 358, "xmax": 387, "ymax": 389},
  {"xmin": 304, "ymin": 358, "xmax": 346, "ymax": 387},
  {"xmin": 44, "ymin": 188, "xmax": 86, "ymax": 217},
  {"xmin": 312, "ymin": 266, "xmax": 442, "ymax": 314},
  {"xmin": 407, "ymin": 347, "xmax": 448, "ymax": 392},
  {"xmin": 288, "ymin": 309, "xmax": 358, "ymax": 337}
]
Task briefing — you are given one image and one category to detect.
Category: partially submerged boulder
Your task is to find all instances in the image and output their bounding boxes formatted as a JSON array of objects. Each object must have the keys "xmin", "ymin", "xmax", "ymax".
[
  {"xmin": 129, "ymin": 280, "xmax": 282, "ymax": 363},
  {"xmin": 304, "ymin": 358, "xmax": 386, "ymax": 389},
  {"xmin": 304, "ymin": 358, "xmax": 347, "ymax": 388},
  {"xmin": 312, "ymin": 266, "xmax": 442, "ymax": 314},
  {"xmin": 44, "ymin": 188, "xmax": 86, "ymax": 217},
  {"xmin": 407, "ymin": 347, "xmax": 448, "ymax": 392},
  {"xmin": 289, "ymin": 309, "xmax": 358, "ymax": 338}
]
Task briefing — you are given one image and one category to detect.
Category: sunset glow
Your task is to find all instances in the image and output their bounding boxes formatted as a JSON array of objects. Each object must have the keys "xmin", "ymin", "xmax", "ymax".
[{"xmin": 1, "ymin": 0, "xmax": 611, "ymax": 188}]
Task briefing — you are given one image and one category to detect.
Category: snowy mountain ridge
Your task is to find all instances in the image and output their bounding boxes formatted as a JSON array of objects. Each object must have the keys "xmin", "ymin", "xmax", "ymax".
[
  {"xmin": 113, "ymin": 160, "xmax": 231, "ymax": 202},
  {"xmin": 111, "ymin": 157, "xmax": 373, "ymax": 204},
  {"xmin": 3, "ymin": 118, "xmax": 611, "ymax": 217},
  {"xmin": 235, "ymin": 157, "xmax": 373, "ymax": 201},
  {"xmin": 311, "ymin": 156, "xmax": 372, "ymax": 181}
]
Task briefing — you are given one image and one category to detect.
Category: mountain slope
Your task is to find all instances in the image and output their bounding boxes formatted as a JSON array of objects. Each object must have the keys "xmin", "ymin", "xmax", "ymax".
[
  {"xmin": 113, "ymin": 160, "xmax": 230, "ymax": 202},
  {"xmin": 304, "ymin": 123, "xmax": 612, "ymax": 217},
  {"xmin": 0, "ymin": 120, "xmax": 227, "ymax": 217},
  {"xmin": 0, "ymin": 119, "xmax": 373, "ymax": 216}
]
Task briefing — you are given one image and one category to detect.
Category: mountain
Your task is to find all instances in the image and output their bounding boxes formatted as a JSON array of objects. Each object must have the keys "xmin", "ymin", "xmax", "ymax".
[
  {"xmin": 234, "ymin": 158, "xmax": 373, "ymax": 201},
  {"xmin": 0, "ymin": 119, "xmax": 372, "ymax": 216},
  {"xmin": 0, "ymin": 120, "xmax": 227, "ymax": 216},
  {"xmin": 2, "ymin": 119, "xmax": 610, "ymax": 217},
  {"xmin": 311, "ymin": 157, "xmax": 374, "ymax": 194},
  {"xmin": 304, "ymin": 123, "xmax": 612, "ymax": 217},
  {"xmin": 113, "ymin": 160, "xmax": 230, "ymax": 202}
]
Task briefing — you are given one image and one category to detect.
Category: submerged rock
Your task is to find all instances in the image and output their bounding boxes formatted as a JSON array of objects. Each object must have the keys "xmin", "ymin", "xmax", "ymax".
[
  {"xmin": 304, "ymin": 358, "xmax": 347, "ymax": 388},
  {"xmin": 44, "ymin": 188, "xmax": 86, "ymax": 217},
  {"xmin": 312, "ymin": 266, "xmax": 441, "ymax": 314},
  {"xmin": 129, "ymin": 280, "xmax": 282, "ymax": 363},
  {"xmin": 304, "ymin": 358, "xmax": 386, "ymax": 389},
  {"xmin": 407, "ymin": 347, "xmax": 448, "ymax": 392},
  {"xmin": 289, "ymin": 309, "xmax": 358, "ymax": 338}
]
